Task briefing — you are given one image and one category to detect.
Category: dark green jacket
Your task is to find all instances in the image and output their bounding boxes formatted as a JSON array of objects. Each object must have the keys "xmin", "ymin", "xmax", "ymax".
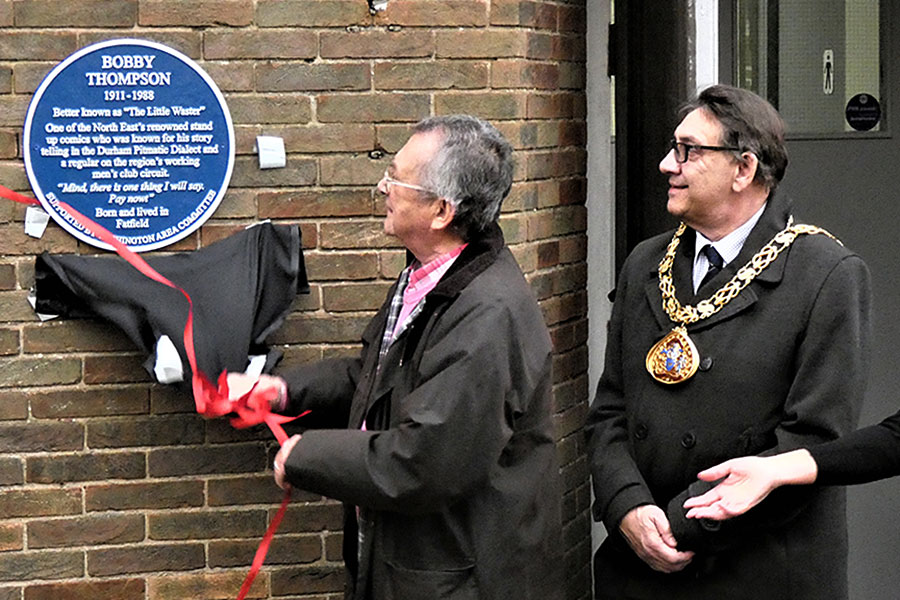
[{"xmin": 282, "ymin": 225, "xmax": 563, "ymax": 600}]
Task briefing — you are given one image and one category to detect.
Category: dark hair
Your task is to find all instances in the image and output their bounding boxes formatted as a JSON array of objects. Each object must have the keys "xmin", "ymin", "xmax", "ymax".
[
  {"xmin": 681, "ymin": 85, "xmax": 788, "ymax": 190},
  {"xmin": 412, "ymin": 114, "xmax": 514, "ymax": 241}
]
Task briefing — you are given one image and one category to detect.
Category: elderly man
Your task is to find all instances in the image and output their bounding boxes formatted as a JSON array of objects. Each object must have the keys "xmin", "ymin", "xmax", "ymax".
[
  {"xmin": 585, "ymin": 85, "xmax": 871, "ymax": 599},
  {"xmin": 231, "ymin": 115, "xmax": 562, "ymax": 600}
]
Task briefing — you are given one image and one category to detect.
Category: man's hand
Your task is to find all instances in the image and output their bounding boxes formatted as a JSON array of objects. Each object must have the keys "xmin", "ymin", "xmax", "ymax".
[
  {"xmin": 226, "ymin": 373, "xmax": 287, "ymax": 411},
  {"xmin": 273, "ymin": 434, "xmax": 302, "ymax": 490},
  {"xmin": 619, "ymin": 504, "xmax": 694, "ymax": 572}
]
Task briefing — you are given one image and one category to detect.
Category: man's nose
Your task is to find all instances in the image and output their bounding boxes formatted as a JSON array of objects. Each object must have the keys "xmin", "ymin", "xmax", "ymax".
[{"xmin": 659, "ymin": 148, "xmax": 679, "ymax": 174}]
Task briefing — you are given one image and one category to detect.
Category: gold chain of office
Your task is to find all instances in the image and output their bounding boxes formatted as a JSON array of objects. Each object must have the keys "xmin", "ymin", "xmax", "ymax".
[{"xmin": 658, "ymin": 217, "xmax": 840, "ymax": 325}]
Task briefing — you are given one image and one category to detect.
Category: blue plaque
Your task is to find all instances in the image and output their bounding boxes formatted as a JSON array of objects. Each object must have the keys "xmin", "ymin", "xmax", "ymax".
[{"xmin": 23, "ymin": 39, "xmax": 235, "ymax": 252}]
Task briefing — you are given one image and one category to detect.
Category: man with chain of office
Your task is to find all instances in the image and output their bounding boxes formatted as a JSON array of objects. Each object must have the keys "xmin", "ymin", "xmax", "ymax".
[{"xmin": 585, "ymin": 85, "xmax": 871, "ymax": 599}]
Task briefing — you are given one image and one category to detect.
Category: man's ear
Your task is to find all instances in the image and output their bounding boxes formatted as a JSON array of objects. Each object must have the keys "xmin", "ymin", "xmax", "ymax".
[
  {"xmin": 732, "ymin": 152, "xmax": 759, "ymax": 193},
  {"xmin": 431, "ymin": 197, "xmax": 456, "ymax": 231}
]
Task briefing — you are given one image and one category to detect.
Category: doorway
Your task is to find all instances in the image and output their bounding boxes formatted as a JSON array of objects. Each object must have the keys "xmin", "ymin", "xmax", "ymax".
[{"xmin": 725, "ymin": 1, "xmax": 899, "ymax": 597}]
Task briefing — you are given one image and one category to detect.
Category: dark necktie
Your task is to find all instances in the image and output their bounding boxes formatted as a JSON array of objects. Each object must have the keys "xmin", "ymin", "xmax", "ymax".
[{"xmin": 699, "ymin": 244, "xmax": 724, "ymax": 289}]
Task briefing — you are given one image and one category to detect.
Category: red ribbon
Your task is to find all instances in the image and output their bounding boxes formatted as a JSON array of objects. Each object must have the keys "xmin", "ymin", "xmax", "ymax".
[{"xmin": 2, "ymin": 184, "xmax": 301, "ymax": 597}]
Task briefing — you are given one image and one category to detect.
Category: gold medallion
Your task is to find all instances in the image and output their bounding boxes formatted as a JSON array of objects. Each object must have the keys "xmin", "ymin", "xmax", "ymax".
[
  {"xmin": 645, "ymin": 217, "xmax": 838, "ymax": 384},
  {"xmin": 645, "ymin": 326, "xmax": 700, "ymax": 384}
]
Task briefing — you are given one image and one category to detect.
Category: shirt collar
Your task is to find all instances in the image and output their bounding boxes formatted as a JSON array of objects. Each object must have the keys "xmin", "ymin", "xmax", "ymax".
[{"xmin": 694, "ymin": 202, "xmax": 766, "ymax": 266}]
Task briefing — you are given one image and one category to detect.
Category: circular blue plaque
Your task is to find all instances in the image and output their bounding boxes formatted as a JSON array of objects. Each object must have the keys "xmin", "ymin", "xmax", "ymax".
[{"xmin": 23, "ymin": 39, "xmax": 235, "ymax": 252}]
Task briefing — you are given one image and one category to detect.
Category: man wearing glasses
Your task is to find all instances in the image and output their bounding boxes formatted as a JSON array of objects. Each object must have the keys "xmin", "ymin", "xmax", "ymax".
[
  {"xmin": 585, "ymin": 85, "xmax": 870, "ymax": 599},
  {"xmin": 229, "ymin": 115, "xmax": 563, "ymax": 600}
]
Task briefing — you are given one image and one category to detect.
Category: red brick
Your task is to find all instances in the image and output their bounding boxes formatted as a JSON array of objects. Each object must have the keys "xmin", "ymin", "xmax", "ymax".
[
  {"xmin": 257, "ymin": 0, "xmax": 370, "ymax": 27},
  {"xmin": 325, "ymin": 532, "xmax": 343, "ymax": 561},
  {"xmin": 80, "ymin": 353, "xmax": 152, "ymax": 385},
  {"xmin": 0, "ymin": 551, "xmax": 83, "ymax": 583},
  {"xmin": 0, "ymin": 456, "xmax": 23, "ymax": 485},
  {"xmin": 229, "ymin": 156, "xmax": 317, "ymax": 187},
  {"xmin": 22, "ymin": 319, "xmax": 132, "ymax": 353},
  {"xmin": 436, "ymin": 30, "xmax": 528, "ymax": 58},
  {"xmin": 257, "ymin": 63, "xmax": 371, "ymax": 92},
  {"xmin": 148, "ymin": 571, "xmax": 267, "ymax": 600},
  {"xmin": 321, "ymin": 31, "xmax": 433, "ymax": 59},
  {"xmin": 27, "ymin": 452, "xmax": 145, "ymax": 484},
  {"xmin": 202, "ymin": 61, "xmax": 255, "ymax": 92},
  {"xmin": 322, "ymin": 282, "xmax": 393, "ymax": 312},
  {"xmin": 379, "ymin": 0, "xmax": 488, "ymax": 26},
  {"xmin": 375, "ymin": 61, "xmax": 489, "ymax": 90},
  {"xmin": 317, "ymin": 93, "xmax": 430, "ymax": 123},
  {"xmin": 0, "ymin": 488, "xmax": 82, "ymax": 519},
  {"xmin": 435, "ymin": 92, "xmax": 527, "ymax": 119},
  {"xmin": 0, "ymin": 263, "xmax": 14, "ymax": 290},
  {"xmin": 147, "ymin": 442, "xmax": 267, "ymax": 477},
  {"xmin": 87, "ymin": 543, "xmax": 204, "ymax": 576},
  {"xmin": 28, "ymin": 514, "xmax": 145, "ymax": 549},
  {"xmin": 208, "ymin": 474, "xmax": 289, "ymax": 506},
  {"xmin": 320, "ymin": 155, "xmax": 385, "ymax": 186},
  {"xmin": 274, "ymin": 313, "xmax": 373, "ymax": 345},
  {"xmin": 209, "ymin": 535, "xmax": 321, "ymax": 567},
  {"xmin": 30, "ymin": 386, "xmax": 148, "ymax": 418},
  {"xmin": 258, "ymin": 190, "xmax": 373, "ymax": 219},
  {"xmin": 24, "ymin": 579, "xmax": 145, "ymax": 600},
  {"xmin": 0, "ymin": 523, "xmax": 22, "ymax": 552},
  {"xmin": 148, "ymin": 509, "xmax": 266, "ymax": 540},
  {"xmin": 300, "ymin": 251, "xmax": 379, "ymax": 281},
  {"xmin": 279, "ymin": 123, "xmax": 375, "ymax": 153},
  {"xmin": 0, "ymin": 421, "xmax": 83, "ymax": 452},
  {"xmin": 277, "ymin": 502, "xmax": 343, "ymax": 533},
  {"xmin": 0, "ymin": 32, "xmax": 76, "ymax": 60},
  {"xmin": 270, "ymin": 565, "xmax": 344, "ymax": 596},
  {"xmin": 492, "ymin": 60, "xmax": 560, "ymax": 89},
  {"xmin": 0, "ymin": 0, "xmax": 11, "ymax": 26},
  {"xmin": 0, "ymin": 130, "xmax": 17, "ymax": 159},
  {"xmin": 0, "ymin": 224, "xmax": 77, "ymax": 255},
  {"xmin": 0, "ymin": 292, "xmax": 34, "ymax": 322},
  {"xmin": 204, "ymin": 30, "xmax": 317, "ymax": 60},
  {"xmin": 87, "ymin": 415, "xmax": 203, "ymax": 449},
  {"xmin": 15, "ymin": 0, "xmax": 136, "ymax": 26},
  {"xmin": 139, "ymin": 1, "xmax": 252, "ymax": 26},
  {"xmin": 86, "ymin": 481, "xmax": 204, "ymax": 511},
  {"xmin": 0, "ymin": 390, "xmax": 27, "ymax": 420},
  {"xmin": 226, "ymin": 95, "xmax": 311, "ymax": 125}
]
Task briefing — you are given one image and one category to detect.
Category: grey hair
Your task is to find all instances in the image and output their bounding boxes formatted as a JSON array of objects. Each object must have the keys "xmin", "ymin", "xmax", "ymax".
[{"xmin": 412, "ymin": 115, "xmax": 514, "ymax": 241}]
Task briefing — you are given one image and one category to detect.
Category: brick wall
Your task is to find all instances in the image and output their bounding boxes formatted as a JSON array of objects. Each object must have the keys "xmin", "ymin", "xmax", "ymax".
[{"xmin": 0, "ymin": 1, "xmax": 590, "ymax": 599}]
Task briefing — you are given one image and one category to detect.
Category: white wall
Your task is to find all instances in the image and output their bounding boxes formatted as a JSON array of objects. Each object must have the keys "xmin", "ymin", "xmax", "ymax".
[{"xmin": 586, "ymin": 0, "xmax": 614, "ymax": 557}]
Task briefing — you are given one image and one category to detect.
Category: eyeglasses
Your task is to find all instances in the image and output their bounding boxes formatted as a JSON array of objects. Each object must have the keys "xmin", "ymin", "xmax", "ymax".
[
  {"xmin": 380, "ymin": 170, "xmax": 436, "ymax": 196},
  {"xmin": 669, "ymin": 139, "xmax": 743, "ymax": 163}
]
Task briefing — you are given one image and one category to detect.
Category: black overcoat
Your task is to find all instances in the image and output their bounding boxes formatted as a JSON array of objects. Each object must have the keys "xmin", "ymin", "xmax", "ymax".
[
  {"xmin": 280, "ymin": 225, "xmax": 563, "ymax": 600},
  {"xmin": 586, "ymin": 192, "xmax": 872, "ymax": 599}
]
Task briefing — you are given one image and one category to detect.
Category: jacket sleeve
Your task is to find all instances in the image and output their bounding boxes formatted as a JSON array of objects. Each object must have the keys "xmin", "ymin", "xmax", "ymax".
[
  {"xmin": 808, "ymin": 409, "xmax": 900, "ymax": 485},
  {"xmin": 585, "ymin": 255, "xmax": 656, "ymax": 531},
  {"xmin": 668, "ymin": 254, "xmax": 872, "ymax": 551},
  {"xmin": 279, "ymin": 356, "xmax": 362, "ymax": 429},
  {"xmin": 283, "ymin": 292, "xmax": 552, "ymax": 513}
]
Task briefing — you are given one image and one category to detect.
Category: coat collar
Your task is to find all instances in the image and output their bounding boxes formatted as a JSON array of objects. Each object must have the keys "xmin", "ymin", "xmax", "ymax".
[
  {"xmin": 424, "ymin": 223, "xmax": 506, "ymax": 300},
  {"xmin": 645, "ymin": 189, "xmax": 793, "ymax": 332}
]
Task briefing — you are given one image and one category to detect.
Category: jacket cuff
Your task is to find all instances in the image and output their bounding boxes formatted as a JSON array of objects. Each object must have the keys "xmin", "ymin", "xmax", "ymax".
[
  {"xmin": 666, "ymin": 480, "xmax": 726, "ymax": 552},
  {"xmin": 603, "ymin": 483, "xmax": 655, "ymax": 530}
]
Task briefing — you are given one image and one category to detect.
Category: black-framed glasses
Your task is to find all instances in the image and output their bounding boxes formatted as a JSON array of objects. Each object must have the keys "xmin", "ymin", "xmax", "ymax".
[{"xmin": 669, "ymin": 139, "xmax": 743, "ymax": 163}]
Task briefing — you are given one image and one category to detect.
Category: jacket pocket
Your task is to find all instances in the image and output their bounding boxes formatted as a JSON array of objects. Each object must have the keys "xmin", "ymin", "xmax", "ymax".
[{"xmin": 384, "ymin": 561, "xmax": 477, "ymax": 600}]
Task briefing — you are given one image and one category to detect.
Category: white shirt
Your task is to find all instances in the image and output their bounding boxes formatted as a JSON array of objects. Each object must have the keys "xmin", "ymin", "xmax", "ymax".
[{"xmin": 692, "ymin": 203, "xmax": 766, "ymax": 293}]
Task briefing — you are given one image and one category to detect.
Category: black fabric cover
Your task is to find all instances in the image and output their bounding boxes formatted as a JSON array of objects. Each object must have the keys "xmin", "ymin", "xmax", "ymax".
[{"xmin": 34, "ymin": 222, "xmax": 308, "ymax": 381}]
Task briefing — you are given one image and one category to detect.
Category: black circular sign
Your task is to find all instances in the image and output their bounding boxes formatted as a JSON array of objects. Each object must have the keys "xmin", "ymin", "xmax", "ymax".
[{"xmin": 845, "ymin": 93, "xmax": 881, "ymax": 132}]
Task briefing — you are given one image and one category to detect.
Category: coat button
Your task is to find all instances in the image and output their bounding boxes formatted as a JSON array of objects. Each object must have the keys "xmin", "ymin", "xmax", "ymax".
[
  {"xmin": 634, "ymin": 423, "xmax": 649, "ymax": 440},
  {"xmin": 681, "ymin": 432, "xmax": 696, "ymax": 448},
  {"xmin": 699, "ymin": 356, "xmax": 713, "ymax": 371}
]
